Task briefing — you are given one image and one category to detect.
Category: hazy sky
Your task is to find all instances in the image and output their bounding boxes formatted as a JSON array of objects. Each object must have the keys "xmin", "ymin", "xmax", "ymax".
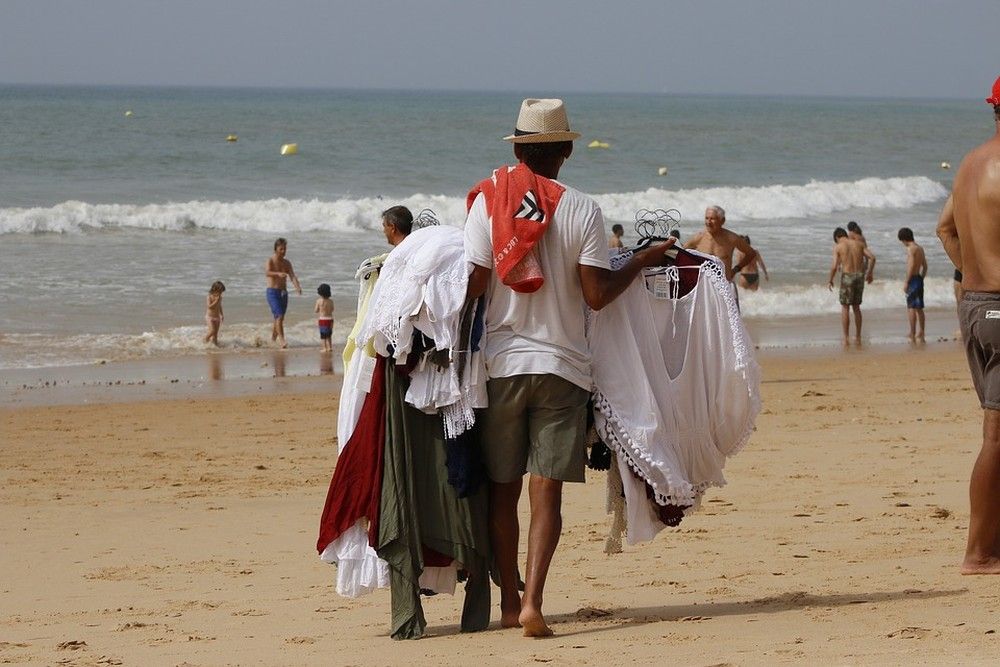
[{"xmin": 2, "ymin": 0, "xmax": 998, "ymax": 98}]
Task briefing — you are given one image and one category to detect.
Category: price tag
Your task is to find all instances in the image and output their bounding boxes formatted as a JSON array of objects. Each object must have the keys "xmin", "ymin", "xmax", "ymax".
[{"xmin": 652, "ymin": 274, "xmax": 671, "ymax": 299}]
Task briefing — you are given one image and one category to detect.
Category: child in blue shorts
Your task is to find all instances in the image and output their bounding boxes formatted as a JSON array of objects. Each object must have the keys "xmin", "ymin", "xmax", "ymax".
[{"xmin": 314, "ymin": 284, "xmax": 335, "ymax": 352}]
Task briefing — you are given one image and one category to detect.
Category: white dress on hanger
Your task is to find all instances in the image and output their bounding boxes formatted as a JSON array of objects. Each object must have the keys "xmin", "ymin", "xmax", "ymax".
[{"xmin": 589, "ymin": 250, "xmax": 761, "ymax": 547}]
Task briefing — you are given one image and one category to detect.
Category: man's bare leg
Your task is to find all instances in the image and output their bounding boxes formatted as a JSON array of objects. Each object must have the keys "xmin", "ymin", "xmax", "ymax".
[
  {"xmin": 490, "ymin": 479, "xmax": 523, "ymax": 627},
  {"xmin": 519, "ymin": 475, "xmax": 562, "ymax": 637},
  {"xmin": 276, "ymin": 316, "xmax": 287, "ymax": 348},
  {"xmin": 963, "ymin": 408, "xmax": 1000, "ymax": 574},
  {"xmin": 841, "ymin": 306, "xmax": 850, "ymax": 345},
  {"xmin": 917, "ymin": 309, "xmax": 926, "ymax": 341},
  {"xmin": 271, "ymin": 319, "xmax": 279, "ymax": 342},
  {"xmin": 908, "ymin": 309, "xmax": 917, "ymax": 341},
  {"xmin": 852, "ymin": 305, "xmax": 863, "ymax": 343}
]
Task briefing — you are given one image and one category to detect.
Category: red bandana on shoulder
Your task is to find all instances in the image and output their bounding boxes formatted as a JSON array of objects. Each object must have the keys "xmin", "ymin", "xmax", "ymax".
[{"xmin": 466, "ymin": 164, "xmax": 565, "ymax": 293}]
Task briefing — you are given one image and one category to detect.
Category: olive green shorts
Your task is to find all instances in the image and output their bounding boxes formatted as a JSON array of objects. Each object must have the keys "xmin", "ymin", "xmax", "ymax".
[{"xmin": 480, "ymin": 374, "xmax": 590, "ymax": 483}]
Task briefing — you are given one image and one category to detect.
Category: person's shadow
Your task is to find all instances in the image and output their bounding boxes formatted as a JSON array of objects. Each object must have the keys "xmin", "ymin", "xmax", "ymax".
[{"xmin": 421, "ymin": 587, "xmax": 965, "ymax": 638}]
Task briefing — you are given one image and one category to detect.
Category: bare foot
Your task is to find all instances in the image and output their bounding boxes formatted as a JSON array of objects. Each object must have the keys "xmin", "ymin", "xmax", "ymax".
[
  {"xmin": 961, "ymin": 555, "xmax": 1000, "ymax": 574},
  {"xmin": 500, "ymin": 610, "xmax": 521, "ymax": 629},
  {"xmin": 853, "ymin": 337, "xmax": 862, "ymax": 346},
  {"xmin": 499, "ymin": 594, "xmax": 522, "ymax": 628},
  {"xmin": 519, "ymin": 607, "xmax": 553, "ymax": 637}
]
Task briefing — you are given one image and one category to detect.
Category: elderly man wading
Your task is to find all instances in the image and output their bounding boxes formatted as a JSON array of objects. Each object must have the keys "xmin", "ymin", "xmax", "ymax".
[{"xmin": 463, "ymin": 98, "xmax": 674, "ymax": 636}]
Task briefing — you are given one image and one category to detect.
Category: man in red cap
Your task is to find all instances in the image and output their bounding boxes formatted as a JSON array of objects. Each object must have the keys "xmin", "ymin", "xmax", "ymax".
[{"xmin": 936, "ymin": 75, "xmax": 1000, "ymax": 574}]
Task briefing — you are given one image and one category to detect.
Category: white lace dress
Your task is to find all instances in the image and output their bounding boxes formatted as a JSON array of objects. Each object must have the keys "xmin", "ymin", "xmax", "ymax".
[{"xmin": 589, "ymin": 251, "xmax": 761, "ymax": 549}]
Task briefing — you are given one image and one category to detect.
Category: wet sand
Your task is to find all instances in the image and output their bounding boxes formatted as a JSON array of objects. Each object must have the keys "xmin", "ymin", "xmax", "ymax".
[{"xmin": 2, "ymin": 342, "xmax": 999, "ymax": 666}]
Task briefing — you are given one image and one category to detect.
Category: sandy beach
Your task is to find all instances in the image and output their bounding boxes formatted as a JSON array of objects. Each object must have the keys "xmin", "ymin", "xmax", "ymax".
[{"xmin": 3, "ymin": 342, "xmax": 999, "ymax": 666}]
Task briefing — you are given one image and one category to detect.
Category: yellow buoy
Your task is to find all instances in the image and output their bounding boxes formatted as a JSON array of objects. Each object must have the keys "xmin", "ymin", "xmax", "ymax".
[
  {"xmin": 587, "ymin": 139, "xmax": 610, "ymax": 149},
  {"xmin": 280, "ymin": 143, "xmax": 298, "ymax": 156},
  {"xmin": 940, "ymin": 161, "xmax": 951, "ymax": 170},
  {"xmin": 657, "ymin": 166, "xmax": 669, "ymax": 176},
  {"xmin": 124, "ymin": 110, "xmax": 133, "ymax": 117},
  {"xmin": 226, "ymin": 134, "xmax": 238, "ymax": 142}
]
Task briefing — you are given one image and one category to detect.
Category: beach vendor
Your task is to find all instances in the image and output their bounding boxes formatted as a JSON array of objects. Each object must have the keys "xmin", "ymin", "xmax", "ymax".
[
  {"xmin": 265, "ymin": 237, "xmax": 302, "ymax": 348},
  {"xmin": 464, "ymin": 98, "xmax": 674, "ymax": 636},
  {"xmin": 936, "ymin": 75, "xmax": 1000, "ymax": 574}
]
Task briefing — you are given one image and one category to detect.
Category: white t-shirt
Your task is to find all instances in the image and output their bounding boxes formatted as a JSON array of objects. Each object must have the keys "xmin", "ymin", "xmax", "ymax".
[{"xmin": 464, "ymin": 182, "xmax": 610, "ymax": 390}]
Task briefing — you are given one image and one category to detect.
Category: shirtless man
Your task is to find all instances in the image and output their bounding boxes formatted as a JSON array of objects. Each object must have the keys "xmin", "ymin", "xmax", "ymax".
[
  {"xmin": 265, "ymin": 237, "xmax": 302, "ymax": 348},
  {"xmin": 684, "ymin": 206, "xmax": 758, "ymax": 281},
  {"xmin": 897, "ymin": 227, "xmax": 927, "ymax": 342},
  {"xmin": 848, "ymin": 221, "xmax": 876, "ymax": 275},
  {"xmin": 847, "ymin": 220, "xmax": 867, "ymax": 245},
  {"xmin": 936, "ymin": 76, "xmax": 1000, "ymax": 574},
  {"xmin": 828, "ymin": 227, "xmax": 876, "ymax": 344}
]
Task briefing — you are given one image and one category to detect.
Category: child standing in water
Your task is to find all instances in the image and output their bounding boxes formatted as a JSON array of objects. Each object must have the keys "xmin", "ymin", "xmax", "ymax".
[
  {"xmin": 315, "ymin": 284, "xmax": 335, "ymax": 352},
  {"xmin": 204, "ymin": 281, "xmax": 225, "ymax": 346}
]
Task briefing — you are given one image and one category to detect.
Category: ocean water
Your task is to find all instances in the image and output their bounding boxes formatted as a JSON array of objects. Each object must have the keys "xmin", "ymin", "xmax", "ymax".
[{"xmin": 0, "ymin": 85, "xmax": 988, "ymax": 369}]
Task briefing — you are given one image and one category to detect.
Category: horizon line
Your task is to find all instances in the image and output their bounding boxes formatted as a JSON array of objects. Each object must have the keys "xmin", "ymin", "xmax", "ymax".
[{"xmin": 0, "ymin": 81, "xmax": 975, "ymax": 104}]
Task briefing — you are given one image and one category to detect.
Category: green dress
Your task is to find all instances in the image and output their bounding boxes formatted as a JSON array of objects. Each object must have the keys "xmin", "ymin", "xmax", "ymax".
[{"xmin": 376, "ymin": 360, "xmax": 491, "ymax": 639}]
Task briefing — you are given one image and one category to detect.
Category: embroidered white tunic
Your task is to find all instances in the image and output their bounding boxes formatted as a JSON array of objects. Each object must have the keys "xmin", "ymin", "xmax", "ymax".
[{"xmin": 589, "ymin": 251, "xmax": 761, "ymax": 548}]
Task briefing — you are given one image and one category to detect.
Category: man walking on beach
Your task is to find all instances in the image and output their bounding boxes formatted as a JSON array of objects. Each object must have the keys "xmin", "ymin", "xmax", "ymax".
[
  {"xmin": 897, "ymin": 227, "xmax": 927, "ymax": 342},
  {"xmin": 936, "ymin": 76, "xmax": 1000, "ymax": 574},
  {"xmin": 829, "ymin": 227, "xmax": 876, "ymax": 344},
  {"xmin": 265, "ymin": 237, "xmax": 302, "ymax": 349},
  {"xmin": 684, "ymin": 206, "xmax": 758, "ymax": 281},
  {"xmin": 464, "ymin": 98, "xmax": 674, "ymax": 636}
]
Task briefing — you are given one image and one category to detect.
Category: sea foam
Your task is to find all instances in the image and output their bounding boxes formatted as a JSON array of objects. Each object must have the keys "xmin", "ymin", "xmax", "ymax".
[
  {"xmin": 0, "ymin": 319, "xmax": 353, "ymax": 370},
  {"xmin": 0, "ymin": 176, "xmax": 946, "ymax": 235},
  {"xmin": 739, "ymin": 277, "xmax": 954, "ymax": 318}
]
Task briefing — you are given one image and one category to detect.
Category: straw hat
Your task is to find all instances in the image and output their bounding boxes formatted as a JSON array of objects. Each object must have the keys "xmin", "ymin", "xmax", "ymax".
[{"xmin": 503, "ymin": 98, "xmax": 581, "ymax": 143}]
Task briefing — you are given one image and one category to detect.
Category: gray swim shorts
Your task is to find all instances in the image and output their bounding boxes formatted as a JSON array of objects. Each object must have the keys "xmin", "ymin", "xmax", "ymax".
[
  {"xmin": 479, "ymin": 374, "xmax": 589, "ymax": 483},
  {"xmin": 960, "ymin": 292, "xmax": 1000, "ymax": 410}
]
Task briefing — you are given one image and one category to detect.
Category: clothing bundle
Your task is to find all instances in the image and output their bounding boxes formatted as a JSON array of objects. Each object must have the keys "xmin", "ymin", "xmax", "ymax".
[
  {"xmin": 588, "ymin": 248, "xmax": 761, "ymax": 552},
  {"xmin": 317, "ymin": 226, "xmax": 491, "ymax": 639}
]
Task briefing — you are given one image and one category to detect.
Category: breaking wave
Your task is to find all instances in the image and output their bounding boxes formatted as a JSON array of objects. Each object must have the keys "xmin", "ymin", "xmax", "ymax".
[{"xmin": 1, "ymin": 176, "xmax": 947, "ymax": 234}]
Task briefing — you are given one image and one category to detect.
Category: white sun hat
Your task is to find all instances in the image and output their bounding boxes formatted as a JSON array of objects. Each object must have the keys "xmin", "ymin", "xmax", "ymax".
[{"xmin": 503, "ymin": 98, "xmax": 581, "ymax": 143}]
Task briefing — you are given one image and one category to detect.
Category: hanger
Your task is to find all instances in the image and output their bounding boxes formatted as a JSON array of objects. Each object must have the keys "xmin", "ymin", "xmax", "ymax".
[
  {"xmin": 630, "ymin": 208, "xmax": 682, "ymax": 260},
  {"xmin": 413, "ymin": 208, "xmax": 441, "ymax": 229}
]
